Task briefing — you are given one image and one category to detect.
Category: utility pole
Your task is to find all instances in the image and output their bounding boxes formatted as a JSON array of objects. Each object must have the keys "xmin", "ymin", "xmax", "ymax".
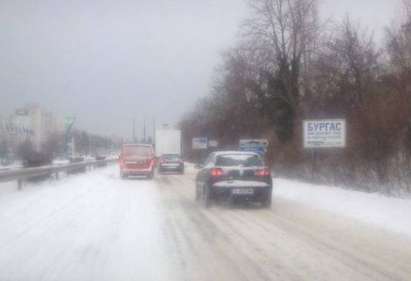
[
  {"xmin": 132, "ymin": 118, "xmax": 136, "ymax": 143},
  {"xmin": 143, "ymin": 118, "xmax": 146, "ymax": 143},
  {"xmin": 152, "ymin": 118, "xmax": 156, "ymax": 146},
  {"xmin": 64, "ymin": 116, "xmax": 76, "ymax": 159}
]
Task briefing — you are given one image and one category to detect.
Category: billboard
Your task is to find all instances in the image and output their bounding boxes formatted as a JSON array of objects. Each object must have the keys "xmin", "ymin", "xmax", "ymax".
[
  {"xmin": 208, "ymin": 140, "xmax": 219, "ymax": 148},
  {"xmin": 239, "ymin": 139, "xmax": 268, "ymax": 156},
  {"xmin": 303, "ymin": 119, "xmax": 346, "ymax": 148},
  {"xmin": 192, "ymin": 137, "xmax": 208, "ymax": 150}
]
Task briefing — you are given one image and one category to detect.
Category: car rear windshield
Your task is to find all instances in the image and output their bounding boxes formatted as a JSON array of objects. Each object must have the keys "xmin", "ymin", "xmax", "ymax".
[
  {"xmin": 215, "ymin": 154, "xmax": 263, "ymax": 167},
  {"xmin": 162, "ymin": 155, "xmax": 180, "ymax": 161},
  {"xmin": 123, "ymin": 146, "xmax": 152, "ymax": 157}
]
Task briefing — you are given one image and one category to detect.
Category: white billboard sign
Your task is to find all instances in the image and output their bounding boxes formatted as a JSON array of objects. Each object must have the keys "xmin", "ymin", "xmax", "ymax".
[
  {"xmin": 208, "ymin": 140, "xmax": 219, "ymax": 148},
  {"xmin": 303, "ymin": 119, "xmax": 346, "ymax": 148},
  {"xmin": 192, "ymin": 137, "xmax": 208, "ymax": 150}
]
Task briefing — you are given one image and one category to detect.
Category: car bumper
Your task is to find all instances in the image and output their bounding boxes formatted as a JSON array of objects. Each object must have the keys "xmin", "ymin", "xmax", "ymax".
[
  {"xmin": 121, "ymin": 168, "xmax": 153, "ymax": 176},
  {"xmin": 211, "ymin": 181, "xmax": 272, "ymax": 200},
  {"xmin": 159, "ymin": 164, "xmax": 184, "ymax": 171}
]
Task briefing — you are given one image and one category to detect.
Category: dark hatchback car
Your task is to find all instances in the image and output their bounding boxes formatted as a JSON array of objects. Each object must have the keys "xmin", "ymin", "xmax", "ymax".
[
  {"xmin": 195, "ymin": 151, "xmax": 272, "ymax": 208},
  {"xmin": 158, "ymin": 154, "xmax": 184, "ymax": 174}
]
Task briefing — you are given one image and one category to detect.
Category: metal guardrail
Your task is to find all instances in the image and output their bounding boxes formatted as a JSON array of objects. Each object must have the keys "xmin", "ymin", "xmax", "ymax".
[{"xmin": 0, "ymin": 159, "xmax": 116, "ymax": 190}]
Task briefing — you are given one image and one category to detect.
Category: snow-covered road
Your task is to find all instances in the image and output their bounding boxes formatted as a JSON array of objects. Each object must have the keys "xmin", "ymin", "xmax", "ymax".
[{"xmin": 0, "ymin": 165, "xmax": 410, "ymax": 281}]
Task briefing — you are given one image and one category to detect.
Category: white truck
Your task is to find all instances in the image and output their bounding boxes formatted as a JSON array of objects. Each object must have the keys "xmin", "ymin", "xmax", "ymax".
[{"xmin": 155, "ymin": 129, "xmax": 182, "ymax": 157}]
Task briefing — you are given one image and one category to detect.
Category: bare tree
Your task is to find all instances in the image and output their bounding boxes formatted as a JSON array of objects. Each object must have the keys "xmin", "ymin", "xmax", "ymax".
[
  {"xmin": 241, "ymin": 0, "xmax": 319, "ymax": 142},
  {"xmin": 386, "ymin": 0, "xmax": 411, "ymax": 99},
  {"xmin": 312, "ymin": 17, "xmax": 380, "ymax": 111},
  {"xmin": 401, "ymin": 0, "xmax": 411, "ymax": 18}
]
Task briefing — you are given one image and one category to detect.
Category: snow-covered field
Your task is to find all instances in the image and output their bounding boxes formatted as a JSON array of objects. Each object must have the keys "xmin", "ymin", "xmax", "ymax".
[{"xmin": 275, "ymin": 178, "xmax": 411, "ymax": 237}]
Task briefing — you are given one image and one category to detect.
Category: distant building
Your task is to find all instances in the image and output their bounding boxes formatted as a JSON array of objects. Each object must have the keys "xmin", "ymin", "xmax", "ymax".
[
  {"xmin": 0, "ymin": 115, "xmax": 8, "ymax": 157},
  {"xmin": 0, "ymin": 104, "xmax": 65, "ymax": 154}
]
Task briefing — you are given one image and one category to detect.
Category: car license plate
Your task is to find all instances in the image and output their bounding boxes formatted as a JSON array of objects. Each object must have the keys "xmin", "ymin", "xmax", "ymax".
[
  {"xmin": 163, "ymin": 164, "xmax": 178, "ymax": 167},
  {"xmin": 232, "ymin": 188, "xmax": 254, "ymax": 195}
]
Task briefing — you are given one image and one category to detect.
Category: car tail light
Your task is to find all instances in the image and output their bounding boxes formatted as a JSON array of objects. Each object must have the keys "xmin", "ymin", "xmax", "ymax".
[
  {"xmin": 211, "ymin": 168, "xmax": 224, "ymax": 177},
  {"xmin": 256, "ymin": 168, "xmax": 271, "ymax": 177}
]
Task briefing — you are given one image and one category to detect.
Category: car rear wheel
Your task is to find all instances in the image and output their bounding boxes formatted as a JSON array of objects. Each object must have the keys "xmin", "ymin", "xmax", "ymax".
[
  {"xmin": 195, "ymin": 184, "xmax": 200, "ymax": 201},
  {"xmin": 262, "ymin": 192, "xmax": 272, "ymax": 208}
]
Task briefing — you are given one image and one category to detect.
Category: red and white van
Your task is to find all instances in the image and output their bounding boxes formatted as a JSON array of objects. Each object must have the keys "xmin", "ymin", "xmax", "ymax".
[{"xmin": 119, "ymin": 144, "xmax": 155, "ymax": 179}]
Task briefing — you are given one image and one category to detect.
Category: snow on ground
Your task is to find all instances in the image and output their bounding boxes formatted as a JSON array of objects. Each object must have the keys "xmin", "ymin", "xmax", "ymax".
[
  {"xmin": 183, "ymin": 162, "xmax": 198, "ymax": 174},
  {"xmin": 0, "ymin": 165, "xmax": 178, "ymax": 281},
  {"xmin": 52, "ymin": 159, "xmax": 70, "ymax": 165},
  {"xmin": 0, "ymin": 181, "xmax": 19, "ymax": 196},
  {"xmin": 275, "ymin": 178, "xmax": 411, "ymax": 237},
  {"xmin": 1, "ymin": 165, "xmax": 411, "ymax": 280}
]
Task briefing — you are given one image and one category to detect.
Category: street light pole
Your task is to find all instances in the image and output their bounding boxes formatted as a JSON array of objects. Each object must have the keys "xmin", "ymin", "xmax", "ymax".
[
  {"xmin": 143, "ymin": 118, "xmax": 146, "ymax": 143},
  {"xmin": 132, "ymin": 118, "xmax": 136, "ymax": 143},
  {"xmin": 64, "ymin": 116, "xmax": 76, "ymax": 159}
]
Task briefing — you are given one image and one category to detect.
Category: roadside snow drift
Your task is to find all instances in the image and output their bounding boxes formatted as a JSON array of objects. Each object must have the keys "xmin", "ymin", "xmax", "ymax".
[{"xmin": 275, "ymin": 178, "xmax": 411, "ymax": 237}]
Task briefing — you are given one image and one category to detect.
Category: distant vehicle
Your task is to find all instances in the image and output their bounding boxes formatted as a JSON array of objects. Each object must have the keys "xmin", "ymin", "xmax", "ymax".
[
  {"xmin": 195, "ymin": 151, "xmax": 272, "ymax": 208},
  {"xmin": 94, "ymin": 155, "xmax": 106, "ymax": 161},
  {"xmin": 68, "ymin": 156, "xmax": 86, "ymax": 174},
  {"xmin": 94, "ymin": 155, "xmax": 107, "ymax": 167},
  {"xmin": 158, "ymin": 154, "xmax": 184, "ymax": 174},
  {"xmin": 119, "ymin": 144, "xmax": 155, "ymax": 179},
  {"xmin": 155, "ymin": 129, "xmax": 181, "ymax": 157}
]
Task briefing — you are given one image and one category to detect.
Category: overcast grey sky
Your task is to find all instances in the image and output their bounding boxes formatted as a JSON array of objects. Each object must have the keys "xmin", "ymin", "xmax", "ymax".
[{"xmin": 0, "ymin": 0, "xmax": 399, "ymax": 138}]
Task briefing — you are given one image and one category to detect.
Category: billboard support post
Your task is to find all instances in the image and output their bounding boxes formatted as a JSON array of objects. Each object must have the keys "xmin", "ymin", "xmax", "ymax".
[{"xmin": 311, "ymin": 148, "xmax": 316, "ymax": 181}]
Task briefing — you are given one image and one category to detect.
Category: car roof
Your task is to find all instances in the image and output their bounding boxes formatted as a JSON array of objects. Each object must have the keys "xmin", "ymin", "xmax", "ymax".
[
  {"xmin": 122, "ymin": 143, "xmax": 153, "ymax": 147},
  {"xmin": 213, "ymin": 151, "xmax": 260, "ymax": 157}
]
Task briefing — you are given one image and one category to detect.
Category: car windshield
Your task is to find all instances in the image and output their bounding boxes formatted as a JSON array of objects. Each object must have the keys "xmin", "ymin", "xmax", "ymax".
[
  {"xmin": 162, "ymin": 155, "xmax": 180, "ymax": 161},
  {"xmin": 215, "ymin": 154, "xmax": 263, "ymax": 167}
]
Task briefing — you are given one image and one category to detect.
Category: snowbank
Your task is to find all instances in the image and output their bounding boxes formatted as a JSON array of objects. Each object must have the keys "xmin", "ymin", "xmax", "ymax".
[
  {"xmin": 52, "ymin": 159, "xmax": 70, "ymax": 165},
  {"xmin": 0, "ymin": 163, "xmax": 22, "ymax": 171},
  {"xmin": 275, "ymin": 178, "xmax": 411, "ymax": 237}
]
